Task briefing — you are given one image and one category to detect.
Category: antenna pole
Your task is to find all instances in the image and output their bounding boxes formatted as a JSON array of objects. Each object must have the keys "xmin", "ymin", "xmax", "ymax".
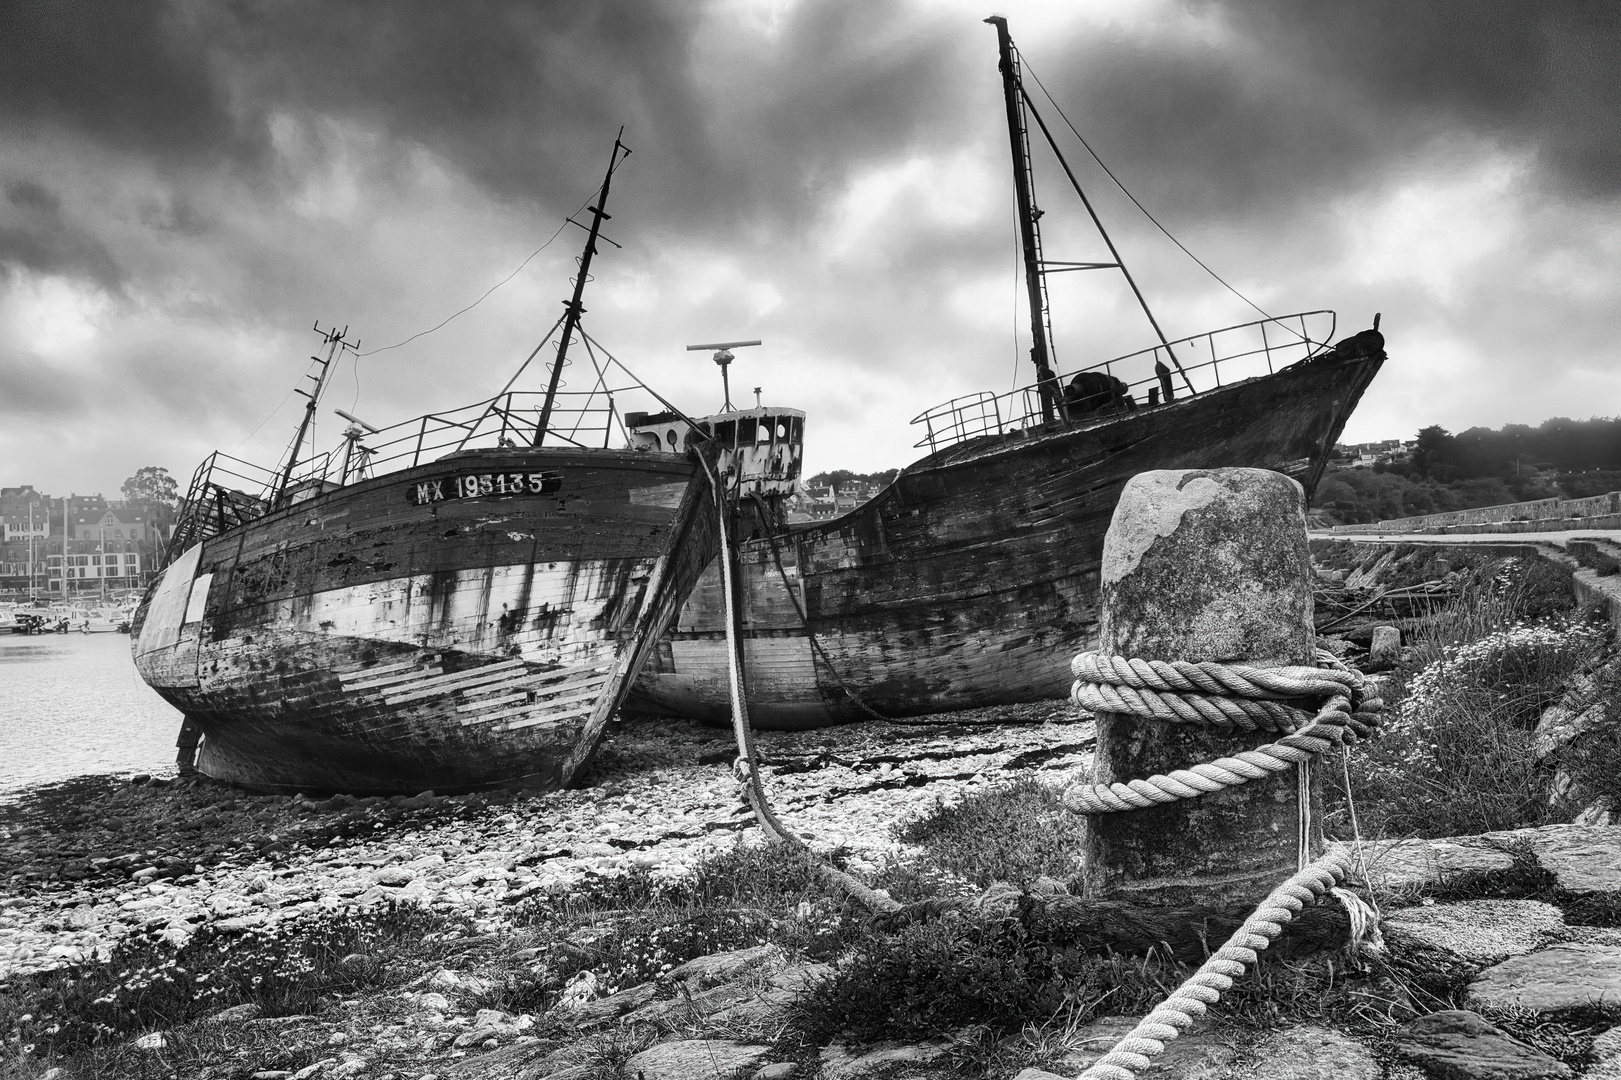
[
  {"xmin": 536, "ymin": 131, "xmax": 629, "ymax": 445},
  {"xmin": 987, "ymin": 16, "xmax": 1059, "ymax": 423},
  {"xmin": 274, "ymin": 323, "xmax": 355, "ymax": 504}
]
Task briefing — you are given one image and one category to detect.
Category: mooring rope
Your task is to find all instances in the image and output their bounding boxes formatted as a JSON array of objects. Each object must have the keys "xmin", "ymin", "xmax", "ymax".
[
  {"xmin": 1063, "ymin": 650, "xmax": 1381, "ymax": 814},
  {"xmin": 700, "ymin": 455, "xmax": 901, "ymax": 916},
  {"xmin": 693, "ymin": 456, "xmax": 1385, "ymax": 1077},
  {"xmin": 1076, "ymin": 852, "xmax": 1350, "ymax": 1080},
  {"xmin": 1066, "ymin": 648, "xmax": 1384, "ymax": 1079}
]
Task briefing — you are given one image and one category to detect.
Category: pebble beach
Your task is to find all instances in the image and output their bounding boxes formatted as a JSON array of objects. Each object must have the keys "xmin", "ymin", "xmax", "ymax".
[{"xmin": 0, "ymin": 704, "xmax": 1089, "ymax": 985}]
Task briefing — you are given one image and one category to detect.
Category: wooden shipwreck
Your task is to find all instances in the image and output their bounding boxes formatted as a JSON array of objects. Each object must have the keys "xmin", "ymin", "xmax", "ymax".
[
  {"xmin": 625, "ymin": 19, "xmax": 1385, "ymax": 728},
  {"xmin": 129, "ymin": 137, "xmax": 755, "ymax": 793}
]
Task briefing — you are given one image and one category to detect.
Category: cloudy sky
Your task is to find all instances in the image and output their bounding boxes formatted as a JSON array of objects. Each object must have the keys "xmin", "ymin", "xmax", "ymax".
[{"xmin": 3, "ymin": 0, "xmax": 1618, "ymax": 499}]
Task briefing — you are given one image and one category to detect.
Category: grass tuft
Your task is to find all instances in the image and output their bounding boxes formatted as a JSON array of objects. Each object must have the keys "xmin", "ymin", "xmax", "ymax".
[{"xmin": 885, "ymin": 777, "xmax": 1085, "ymax": 897}]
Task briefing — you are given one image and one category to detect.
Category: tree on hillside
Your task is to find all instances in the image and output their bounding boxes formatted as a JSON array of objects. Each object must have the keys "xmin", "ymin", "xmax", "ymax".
[
  {"xmin": 806, "ymin": 469, "xmax": 898, "ymax": 493},
  {"xmin": 122, "ymin": 466, "xmax": 179, "ymax": 510},
  {"xmin": 1410, "ymin": 425, "xmax": 1456, "ymax": 481}
]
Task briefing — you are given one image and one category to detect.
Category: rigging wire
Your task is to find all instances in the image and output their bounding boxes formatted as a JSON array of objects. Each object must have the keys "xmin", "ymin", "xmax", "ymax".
[
  {"xmin": 358, "ymin": 190, "xmax": 600, "ymax": 357},
  {"xmin": 227, "ymin": 386, "xmax": 298, "ymax": 456},
  {"xmin": 1010, "ymin": 190, "xmax": 1025, "ymax": 393},
  {"xmin": 1019, "ymin": 57, "xmax": 1306, "ymax": 341}
]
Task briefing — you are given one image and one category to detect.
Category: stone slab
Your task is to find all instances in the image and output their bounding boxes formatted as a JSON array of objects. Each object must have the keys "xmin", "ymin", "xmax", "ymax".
[
  {"xmin": 1383, "ymin": 900, "xmax": 1565, "ymax": 969},
  {"xmin": 1242, "ymin": 1025, "xmax": 1376, "ymax": 1080},
  {"xmin": 624, "ymin": 1039, "xmax": 772, "ymax": 1080},
  {"xmin": 1338, "ymin": 837, "xmax": 1516, "ymax": 895},
  {"xmin": 1486, "ymin": 825, "xmax": 1621, "ymax": 897},
  {"xmin": 666, "ymin": 944, "xmax": 783, "ymax": 990},
  {"xmin": 1466, "ymin": 944, "xmax": 1621, "ymax": 1018},
  {"xmin": 1393, "ymin": 1010, "xmax": 1572, "ymax": 1080},
  {"xmin": 1586, "ymin": 1026, "xmax": 1621, "ymax": 1080},
  {"xmin": 819, "ymin": 1038, "xmax": 951, "ymax": 1080}
]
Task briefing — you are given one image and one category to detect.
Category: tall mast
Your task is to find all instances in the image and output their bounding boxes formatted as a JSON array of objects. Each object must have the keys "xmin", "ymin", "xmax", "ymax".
[
  {"xmin": 535, "ymin": 131, "xmax": 630, "ymax": 445},
  {"xmin": 987, "ymin": 15, "xmax": 1059, "ymax": 423}
]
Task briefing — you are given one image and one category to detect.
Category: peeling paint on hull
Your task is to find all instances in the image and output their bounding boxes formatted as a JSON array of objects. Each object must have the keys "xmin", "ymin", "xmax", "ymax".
[
  {"xmin": 628, "ymin": 355, "xmax": 1382, "ymax": 729},
  {"xmin": 131, "ymin": 447, "xmax": 717, "ymax": 793}
]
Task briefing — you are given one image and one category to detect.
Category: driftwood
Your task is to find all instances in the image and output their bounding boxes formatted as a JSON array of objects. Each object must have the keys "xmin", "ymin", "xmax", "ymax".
[{"xmin": 878, "ymin": 890, "xmax": 1352, "ymax": 964}]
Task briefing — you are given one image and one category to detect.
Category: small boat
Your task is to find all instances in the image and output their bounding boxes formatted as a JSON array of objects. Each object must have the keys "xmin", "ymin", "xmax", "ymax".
[
  {"xmin": 130, "ymin": 136, "xmax": 761, "ymax": 793},
  {"xmin": 625, "ymin": 18, "xmax": 1384, "ymax": 728},
  {"xmin": 58, "ymin": 605, "xmax": 131, "ymax": 633}
]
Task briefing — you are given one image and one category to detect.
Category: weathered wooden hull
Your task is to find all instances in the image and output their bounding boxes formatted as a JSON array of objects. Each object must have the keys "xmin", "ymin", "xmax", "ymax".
[
  {"xmin": 131, "ymin": 447, "xmax": 717, "ymax": 792},
  {"xmin": 626, "ymin": 354, "xmax": 1381, "ymax": 728}
]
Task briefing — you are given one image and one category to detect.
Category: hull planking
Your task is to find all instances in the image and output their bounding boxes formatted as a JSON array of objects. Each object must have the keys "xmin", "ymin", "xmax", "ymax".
[
  {"xmin": 626, "ymin": 353, "xmax": 1382, "ymax": 728},
  {"xmin": 132, "ymin": 446, "xmax": 717, "ymax": 792}
]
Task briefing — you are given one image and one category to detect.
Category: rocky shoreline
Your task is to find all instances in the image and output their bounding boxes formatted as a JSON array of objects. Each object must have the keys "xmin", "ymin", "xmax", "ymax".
[
  {"xmin": 0, "ymin": 704, "xmax": 1086, "ymax": 985},
  {"xmin": 8, "ymin": 702, "xmax": 1621, "ymax": 1080}
]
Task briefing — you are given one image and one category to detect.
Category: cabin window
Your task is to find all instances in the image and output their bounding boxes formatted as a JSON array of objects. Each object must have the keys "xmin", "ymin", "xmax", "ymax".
[
  {"xmin": 736, "ymin": 417, "xmax": 758, "ymax": 445},
  {"xmin": 789, "ymin": 416, "xmax": 803, "ymax": 444},
  {"xmin": 666, "ymin": 428, "xmax": 679, "ymax": 448},
  {"xmin": 713, "ymin": 420, "xmax": 736, "ymax": 446},
  {"xmin": 757, "ymin": 418, "xmax": 772, "ymax": 443},
  {"xmin": 775, "ymin": 421, "xmax": 787, "ymax": 441}
]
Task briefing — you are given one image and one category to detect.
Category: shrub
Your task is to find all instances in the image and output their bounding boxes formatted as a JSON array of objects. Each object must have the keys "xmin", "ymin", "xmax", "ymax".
[
  {"xmin": 503, "ymin": 842, "xmax": 864, "ymax": 1009},
  {"xmin": 888, "ymin": 777, "xmax": 1085, "ymax": 894},
  {"xmin": 1335, "ymin": 618, "xmax": 1607, "ymax": 838},
  {"xmin": 1408, "ymin": 555, "xmax": 1578, "ymax": 661},
  {"xmin": 790, "ymin": 911, "xmax": 1171, "ymax": 1041},
  {"xmin": 5, "ymin": 903, "xmax": 459, "ymax": 1057}
]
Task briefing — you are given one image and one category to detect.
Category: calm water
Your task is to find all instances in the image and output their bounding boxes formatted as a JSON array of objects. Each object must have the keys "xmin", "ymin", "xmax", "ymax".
[{"xmin": 0, "ymin": 632, "xmax": 182, "ymax": 793}]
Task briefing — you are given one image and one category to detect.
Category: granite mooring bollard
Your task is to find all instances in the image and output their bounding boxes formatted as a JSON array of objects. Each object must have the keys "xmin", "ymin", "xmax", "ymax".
[
  {"xmin": 1369, "ymin": 625, "xmax": 1402, "ymax": 668},
  {"xmin": 1078, "ymin": 467, "xmax": 1320, "ymax": 907}
]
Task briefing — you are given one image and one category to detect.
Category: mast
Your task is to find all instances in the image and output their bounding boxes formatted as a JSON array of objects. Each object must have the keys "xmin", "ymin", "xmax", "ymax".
[
  {"xmin": 535, "ymin": 131, "xmax": 630, "ymax": 445},
  {"xmin": 274, "ymin": 323, "xmax": 356, "ymax": 504},
  {"xmin": 987, "ymin": 15, "xmax": 1060, "ymax": 423}
]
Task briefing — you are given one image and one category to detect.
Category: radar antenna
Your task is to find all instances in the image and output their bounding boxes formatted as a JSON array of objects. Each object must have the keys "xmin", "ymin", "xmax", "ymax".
[{"xmin": 686, "ymin": 339, "xmax": 761, "ymax": 411}]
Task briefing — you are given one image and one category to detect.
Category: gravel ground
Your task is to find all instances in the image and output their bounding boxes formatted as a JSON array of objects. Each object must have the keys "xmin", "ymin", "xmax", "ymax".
[{"xmin": 0, "ymin": 703, "xmax": 1091, "ymax": 983}]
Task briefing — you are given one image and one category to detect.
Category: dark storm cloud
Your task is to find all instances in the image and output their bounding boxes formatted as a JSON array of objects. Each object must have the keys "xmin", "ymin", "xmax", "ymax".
[
  {"xmin": 0, "ymin": 179, "xmax": 122, "ymax": 287},
  {"xmin": 1213, "ymin": 0, "xmax": 1621, "ymax": 198},
  {"xmin": 0, "ymin": 0, "xmax": 247, "ymax": 160},
  {"xmin": 200, "ymin": 0, "xmax": 974, "ymax": 232},
  {"xmin": 1017, "ymin": 0, "xmax": 1621, "ymax": 230}
]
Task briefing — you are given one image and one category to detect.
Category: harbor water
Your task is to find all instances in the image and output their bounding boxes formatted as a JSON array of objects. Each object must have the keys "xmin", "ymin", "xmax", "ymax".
[{"xmin": 0, "ymin": 632, "xmax": 181, "ymax": 793}]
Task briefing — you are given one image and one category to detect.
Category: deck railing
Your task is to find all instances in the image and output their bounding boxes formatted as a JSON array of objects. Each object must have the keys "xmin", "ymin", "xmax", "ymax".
[
  {"xmin": 163, "ymin": 388, "xmax": 636, "ymax": 564},
  {"xmin": 911, "ymin": 311, "xmax": 1337, "ymax": 452}
]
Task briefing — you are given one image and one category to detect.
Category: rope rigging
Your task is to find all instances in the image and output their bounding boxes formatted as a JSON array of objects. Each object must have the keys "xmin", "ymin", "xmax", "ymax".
[{"xmin": 1018, "ymin": 57, "xmax": 1308, "ymax": 344}]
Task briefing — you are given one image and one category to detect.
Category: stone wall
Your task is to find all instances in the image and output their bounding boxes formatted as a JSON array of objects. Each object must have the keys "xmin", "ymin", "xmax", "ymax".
[{"xmin": 1332, "ymin": 491, "xmax": 1621, "ymax": 535}]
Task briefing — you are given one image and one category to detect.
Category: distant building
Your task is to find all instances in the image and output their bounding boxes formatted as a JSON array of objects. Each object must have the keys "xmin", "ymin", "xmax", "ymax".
[
  {"xmin": 1333, "ymin": 438, "xmax": 1416, "ymax": 469},
  {"xmin": 0, "ymin": 489, "xmax": 168, "ymax": 596}
]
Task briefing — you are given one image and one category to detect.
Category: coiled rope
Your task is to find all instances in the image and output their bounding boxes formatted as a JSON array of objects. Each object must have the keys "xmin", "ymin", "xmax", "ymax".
[
  {"xmin": 1064, "ymin": 650, "xmax": 1381, "ymax": 814},
  {"xmin": 1066, "ymin": 648, "xmax": 1383, "ymax": 1079}
]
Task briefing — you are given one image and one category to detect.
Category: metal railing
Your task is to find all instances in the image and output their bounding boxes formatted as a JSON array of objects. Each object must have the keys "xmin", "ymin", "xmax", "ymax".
[
  {"xmin": 911, "ymin": 311, "xmax": 1337, "ymax": 452},
  {"xmin": 163, "ymin": 386, "xmax": 648, "ymax": 563}
]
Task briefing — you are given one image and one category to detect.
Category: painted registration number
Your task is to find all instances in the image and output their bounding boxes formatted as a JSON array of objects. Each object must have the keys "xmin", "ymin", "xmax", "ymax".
[{"xmin": 407, "ymin": 471, "xmax": 562, "ymax": 505}]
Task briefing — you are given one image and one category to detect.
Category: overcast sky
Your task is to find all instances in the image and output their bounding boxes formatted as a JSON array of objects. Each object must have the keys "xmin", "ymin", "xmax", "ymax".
[{"xmin": 3, "ymin": 0, "xmax": 1618, "ymax": 498}]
